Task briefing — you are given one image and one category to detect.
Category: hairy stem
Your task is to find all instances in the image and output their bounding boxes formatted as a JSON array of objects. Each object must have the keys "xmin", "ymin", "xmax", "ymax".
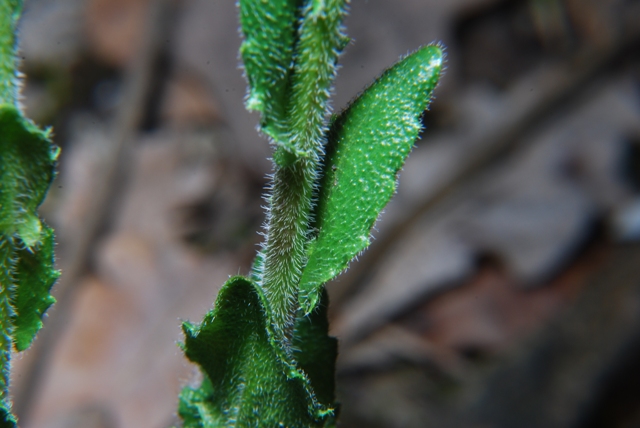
[
  {"xmin": 260, "ymin": 156, "xmax": 318, "ymax": 341},
  {"xmin": 258, "ymin": 0, "xmax": 347, "ymax": 341}
]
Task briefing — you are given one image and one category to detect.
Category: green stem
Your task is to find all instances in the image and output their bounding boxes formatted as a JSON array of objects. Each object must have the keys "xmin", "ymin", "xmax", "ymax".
[
  {"xmin": 0, "ymin": 0, "xmax": 20, "ymax": 106},
  {"xmin": 260, "ymin": 156, "xmax": 318, "ymax": 341},
  {"xmin": 258, "ymin": 0, "xmax": 347, "ymax": 341}
]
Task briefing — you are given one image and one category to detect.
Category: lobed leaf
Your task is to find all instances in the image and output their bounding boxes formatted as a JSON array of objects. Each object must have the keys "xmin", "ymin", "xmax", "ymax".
[
  {"xmin": 179, "ymin": 276, "xmax": 334, "ymax": 427},
  {"xmin": 239, "ymin": 0, "xmax": 302, "ymax": 142},
  {"xmin": 0, "ymin": 103, "xmax": 59, "ymax": 428},
  {"xmin": 298, "ymin": 45, "xmax": 443, "ymax": 313},
  {"xmin": 0, "ymin": 105, "xmax": 57, "ymax": 244},
  {"xmin": 11, "ymin": 225, "xmax": 59, "ymax": 351}
]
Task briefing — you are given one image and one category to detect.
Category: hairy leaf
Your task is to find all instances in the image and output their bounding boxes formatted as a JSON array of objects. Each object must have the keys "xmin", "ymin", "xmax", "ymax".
[
  {"xmin": 0, "ymin": 100, "xmax": 58, "ymax": 428},
  {"xmin": 254, "ymin": 0, "xmax": 348, "ymax": 337},
  {"xmin": 275, "ymin": 0, "xmax": 348, "ymax": 161},
  {"xmin": 299, "ymin": 45, "xmax": 443, "ymax": 313},
  {"xmin": 179, "ymin": 276, "xmax": 334, "ymax": 427},
  {"xmin": 11, "ymin": 225, "xmax": 58, "ymax": 351},
  {"xmin": 178, "ymin": 375, "xmax": 216, "ymax": 428},
  {"xmin": 292, "ymin": 289, "xmax": 337, "ymax": 407},
  {"xmin": 0, "ymin": 105, "xmax": 57, "ymax": 243},
  {"xmin": 1, "ymin": 2, "xmax": 58, "ymax": 425},
  {"xmin": 0, "ymin": 0, "xmax": 21, "ymax": 107},
  {"xmin": 0, "ymin": 237, "xmax": 16, "ymax": 428},
  {"xmin": 239, "ymin": 0, "xmax": 302, "ymax": 141}
]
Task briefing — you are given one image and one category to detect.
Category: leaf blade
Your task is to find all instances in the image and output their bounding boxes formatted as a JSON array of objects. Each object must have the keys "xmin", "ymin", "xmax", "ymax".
[
  {"xmin": 0, "ymin": 103, "xmax": 58, "ymax": 423},
  {"xmin": 299, "ymin": 45, "xmax": 444, "ymax": 312},
  {"xmin": 292, "ymin": 289, "xmax": 337, "ymax": 407},
  {"xmin": 179, "ymin": 276, "xmax": 334, "ymax": 427},
  {"xmin": 239, "ymin": 0, "xmax": 302, "ymax": 141},
  {"xmin": 277, "ymin": 0, "xmax": 349, "ymax": 160},
  {"xmin": 0, "ymin": 105, "xmax": 57, "ymax": 242},
  {"xmin": 11, "ymin": 225, "xmax": 59, "ymax": 351}
]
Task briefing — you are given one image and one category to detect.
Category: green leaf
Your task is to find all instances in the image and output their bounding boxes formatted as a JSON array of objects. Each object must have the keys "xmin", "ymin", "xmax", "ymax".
[
  {"xmin": 239, "ymin": 0, "xmax": 348, "ymax": 160},
  {"xmin": 0, "ymin": 105, "xmax": 57, "ymax": 243},
  {"xmin": 252, "ymin": 0, "xmax": 348, "ymax": 337},
  {"xmin": 179, "ymin": 276, "xmax": 334, "ymax": 427},
  {"xmin": 0, "ymin": 237, "xmax": 17, "ymax": 427},
  {"xmin": 299, "ymin": 45, "xmax": 444, "ymax": 313},
  {"xmin": 0, "ymin": 86, "xmax": 59, "ymax": 428},
  {"xmin": 239, "ymin": 0, "xmax": 302, "ymax": 141},
  {"xmin": 11, "ymin": 225, "xmax": 59, "ymax": 351},
  {"xmin": 0, "ymin": 406, "xmax": 16, "ymax": 428},
  {"xmin": 0, "ymin": 104, "xmax": 59, "ymax": 352},
  {"xmin": 292, "ymin": 289, "xmax": 337, "ymax": 407},
  {"xmin": 275, "ymin": 0, "xmax": 349, "ymax": 161},
  {"xmin": 0, "ymin": 2, "xmax": 58, "ymax": 424},
  {"xmin": 178, "ymin": 375, "xmax": 217, "ymax": 428},
  {"xmin": 0, "ymin": 0, "xmax": 22, "ymax": 106}
]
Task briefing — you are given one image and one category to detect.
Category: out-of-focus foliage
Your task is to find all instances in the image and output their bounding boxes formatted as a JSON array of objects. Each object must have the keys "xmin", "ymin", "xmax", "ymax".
[{"xmin": 0, "ymin": 1, "xmax": 59, "ymax": 426}]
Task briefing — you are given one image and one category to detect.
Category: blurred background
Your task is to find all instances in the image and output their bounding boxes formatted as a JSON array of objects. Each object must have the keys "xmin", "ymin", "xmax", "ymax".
[{"xmin": 9, "ymin": 0, "xmax": 640, "ymax": 426}]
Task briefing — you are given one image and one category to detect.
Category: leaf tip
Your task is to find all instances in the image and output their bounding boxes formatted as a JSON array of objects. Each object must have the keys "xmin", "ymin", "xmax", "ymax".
[{"xmin": 182, "ymin": 320, "xmax": 198, "ymax": 340}]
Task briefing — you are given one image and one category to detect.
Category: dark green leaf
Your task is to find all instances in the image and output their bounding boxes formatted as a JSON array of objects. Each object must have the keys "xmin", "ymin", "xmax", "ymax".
[
  {"xmin": 0, "ymin": 105, "xmax": 59, "ymax": 351},
  {"xmin": 0, "ymin": 405, "xmax": 16, "ymax": 428},
  {"xmin": 178, "ymin": 375, "xmax": 218, "ymax": 428},
  {"xmin": 1, "ymin": 4, "xmax": 58, "ymax": 424},
  {"xmin": 11, "ymin": 225, "xmax": 58, "ymax": 351},
  {"xmin": 292, "ymin": 289, "xmax": 337, "ymax": 407},
  {"xmin": 180, "ymin": 276, "xmax": 334, "ymax": 427},
  {"xmin": 0, "ymin": 105, "xmax": 57, "ymax": 245},
  {"xmin": 0, "ymin": 237, "xmax": 16, "ymax": 427},
  {"xmin": 0, "ymin": 102, "xmax": 58, "ymax": 423}
]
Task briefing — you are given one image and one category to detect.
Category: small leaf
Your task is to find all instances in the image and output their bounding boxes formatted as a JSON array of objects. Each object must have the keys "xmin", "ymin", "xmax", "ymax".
[
  {"xmin": 11, "ymin": 225, "xmax": 59, "ymax": 351},
  {"xmin": 179, "ymin": 276, "xmax": 334, "ymax": 427},
  {"xmin": 278, "ymin": 0, "xmax": 349, "ymax": 160},
  {"xmin": 299, "ymin": 45, "xmax": 444, "ymax": 313},
  {"xmin": 178, "ymin": 375, "xmax": 218, "ymax": 428},
  {"xmin": 292, "ymin": 289, "xmax": 337, "ymax": 407},
  {"xmin": 238, "ymin": 0, "xmax": 302, "ymax": 141}
]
